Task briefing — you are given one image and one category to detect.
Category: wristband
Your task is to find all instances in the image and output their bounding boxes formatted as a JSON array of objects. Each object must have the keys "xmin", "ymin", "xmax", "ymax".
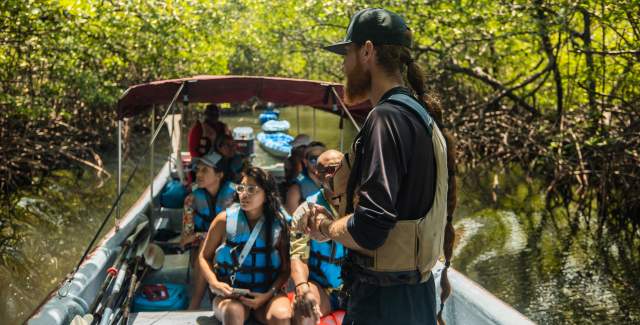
[
  {"xmin": 319, "ymin": 219, "xmax": 331, "ymax": 238},
  {"xmin": 295, "ymin": 281, "xmax": 310, "ymax": 289}
]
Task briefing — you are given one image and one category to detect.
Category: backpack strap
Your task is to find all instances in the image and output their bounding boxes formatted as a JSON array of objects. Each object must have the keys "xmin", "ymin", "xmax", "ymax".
[{"xmin": 382, "ymin": 93, "xmax": 434, "ymax": 136}]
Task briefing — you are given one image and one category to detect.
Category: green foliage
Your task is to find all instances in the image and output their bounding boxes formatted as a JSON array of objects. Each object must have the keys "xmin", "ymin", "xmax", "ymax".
[{"xmin": 1, "ymin": 0, "xmax": 638, "ymax": 233}]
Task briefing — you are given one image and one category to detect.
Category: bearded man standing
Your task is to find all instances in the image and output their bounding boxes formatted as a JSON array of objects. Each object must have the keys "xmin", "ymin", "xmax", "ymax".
[{"xmin": 307, "ymin": 8, "xmax": 458, "ymax": 325}]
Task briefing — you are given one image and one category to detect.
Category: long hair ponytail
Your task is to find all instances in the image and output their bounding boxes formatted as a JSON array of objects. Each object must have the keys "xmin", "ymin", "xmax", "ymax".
[{"xmin": 377, "ymin": 43, "xmax": 458, "ymax": 325}]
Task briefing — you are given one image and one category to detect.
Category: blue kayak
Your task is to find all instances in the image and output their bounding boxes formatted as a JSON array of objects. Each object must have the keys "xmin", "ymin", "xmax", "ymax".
[
  {"xmin": 259, "ymin": 111, "xmax": 279, "ymax": 124},
  {"xmin": 256, "ymin": 132, "xmax": 293, "ymax": 158},
  {"xmin": 262, "ymin": 120, "xmax": 290, "ymax": 133}
]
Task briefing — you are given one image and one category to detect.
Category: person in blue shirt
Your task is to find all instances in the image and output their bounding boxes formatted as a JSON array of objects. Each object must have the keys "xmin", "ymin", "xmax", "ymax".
[
  {"xmin": 290, "ymin": 150, "xmax": 347, "ymax": 324},
  {"xmin": 285, "ymin": 143, "xmax": 325, "ymax": 214},
  {"xmin": 199, "ymin": 167, "xmax": 292, "ymax": 325},
  {"xmin": 216, "ymin": 133, "xmax": 246, "ymax": 182}
]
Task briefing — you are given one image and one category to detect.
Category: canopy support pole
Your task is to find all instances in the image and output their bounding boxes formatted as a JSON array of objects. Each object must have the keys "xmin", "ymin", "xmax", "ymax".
[
  {"xmin": 296, "ymin": 106, "xmax": 300, "ymax": 134},
  {"xmin": 312, "ymin": 107, "xmax": 317, "ymax": 139},
  {"xmin": 150, "ymin": 105, "xmax": 155, "ymax": 222},
  {"xmin": 116, "ymin": 120, "xmax": 122, "ymax": 224},
  {"xmin": 338, "ymin": 103, "xmax": 344, "ymax": 151},
  {"xmin": 331, "ymin": 87, "xmax": 361, "ymax": 132}
]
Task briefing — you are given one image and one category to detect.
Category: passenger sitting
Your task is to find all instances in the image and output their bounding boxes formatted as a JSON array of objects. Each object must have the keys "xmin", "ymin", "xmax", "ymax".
[
  {"xmin": 181, "ymin": 151, "xmax": 236, "ymax": 309},
  {"xmin": 216, "ymin": 133, "xmax": 245, "ymax": 182},
  {"xmin": 188, "ymin": 104, "xmax": 230, "ymax": 159},
  {"xmin": 290, "ymin": 150, "xmax": 346, "ymax": 325},
  {"xmin": 199, "ymin": 167, "xmax": 292, "ymax": 325},
  {"xmin": 285, "ymin": 142, "xmax": 325, "ymax": 214},
  {"xmin": 284, "ymin": 135, "xmax": 311, "ymax": 185}
]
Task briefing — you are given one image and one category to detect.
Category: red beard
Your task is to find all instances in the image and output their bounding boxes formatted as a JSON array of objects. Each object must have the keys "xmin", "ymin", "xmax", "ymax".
[{"xmin": 344, "ymin": 59, "xmax": 371, "ymax": 106}]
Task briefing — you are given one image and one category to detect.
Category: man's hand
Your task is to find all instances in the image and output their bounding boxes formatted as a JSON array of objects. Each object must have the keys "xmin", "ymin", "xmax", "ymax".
[
  {"xmin": 307, "ymin": 204, "xmax": 332, "ymax": 242},
  {"xmin": 293, "ymin": 283, "xmax": 322, "ymax": 321},
  {"xmin": 291, "ymin": 202, "xmax": 312, "ymax": 233}
]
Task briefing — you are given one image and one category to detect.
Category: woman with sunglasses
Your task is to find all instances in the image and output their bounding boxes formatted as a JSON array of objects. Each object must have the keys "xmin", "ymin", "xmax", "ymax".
[
  {"xmin": 199, "ymin": 167, "xmax": 292, "ymax": 325},
  {"xmin": 285, "ymin": 142, "xmax": 325, "ymax": 214}
]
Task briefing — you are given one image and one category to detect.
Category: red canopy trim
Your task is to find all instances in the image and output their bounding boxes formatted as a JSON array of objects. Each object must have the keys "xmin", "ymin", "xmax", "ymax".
[{"xmin": 117, "ymin": 75, "xmax": 371, "ymax": 121}]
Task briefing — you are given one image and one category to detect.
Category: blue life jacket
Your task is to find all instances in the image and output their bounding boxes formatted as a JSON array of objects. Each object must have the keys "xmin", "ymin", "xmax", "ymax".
[
  {"xmin": 295, "ymin": 171, "xmax": 320, "ymax": 200},
  {"xmin": 306, "ymin": 190, "xmax": 346, "ymax": 289},
  {"xmin": 214, "ymin": 204, "xmax": 284, "ymax": 292},
  {"xmin": 192, "ymin": 181, "xmax": 236, "ymax": 232}
]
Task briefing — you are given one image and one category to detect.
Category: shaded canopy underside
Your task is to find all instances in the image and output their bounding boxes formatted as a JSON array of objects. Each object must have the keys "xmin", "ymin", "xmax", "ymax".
[{"xmin": 117, "ymin": 75, "xmax": 371, "ymax": 121}]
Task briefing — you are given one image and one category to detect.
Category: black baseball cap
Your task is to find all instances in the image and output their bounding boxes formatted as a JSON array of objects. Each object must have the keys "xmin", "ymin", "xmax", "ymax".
[{"xmin": 323, "ymin": 8, "xmax": 412, "ymax": 55}]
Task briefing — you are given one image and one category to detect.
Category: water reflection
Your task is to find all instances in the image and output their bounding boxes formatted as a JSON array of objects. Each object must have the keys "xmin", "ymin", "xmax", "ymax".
[{"xmin": 455, "ymin": 168, "xmax": 640, "ymax": 324}]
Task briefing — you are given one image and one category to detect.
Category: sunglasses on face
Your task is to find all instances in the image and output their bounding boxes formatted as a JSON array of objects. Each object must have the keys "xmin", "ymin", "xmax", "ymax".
[
  {"xmin": 316, "ymin": 164, "xmax": 339, "ymax": 176},
  {"xmin": 235, "ymin": 184, "xmax": 260, "ymax": 195},
  {"xmin": 308, "ymin": 156, "xmax": 319, "ymax": 167}
]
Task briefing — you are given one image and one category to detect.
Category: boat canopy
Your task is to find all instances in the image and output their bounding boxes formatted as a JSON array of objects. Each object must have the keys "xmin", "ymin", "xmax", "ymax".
[{"xmin": 117, "ymin": 75, "xmax": 371, "ymax": 120}]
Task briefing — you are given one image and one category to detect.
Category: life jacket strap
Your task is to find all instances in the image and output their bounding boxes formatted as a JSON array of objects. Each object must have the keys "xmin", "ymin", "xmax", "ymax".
[{"xmin": 345, "ymin": 252, "xmax": 424, "ymax": 286}]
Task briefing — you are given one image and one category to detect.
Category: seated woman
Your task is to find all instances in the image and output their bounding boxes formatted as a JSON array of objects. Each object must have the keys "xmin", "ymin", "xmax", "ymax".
[
  {"xmin": 285, "ymin": 142, "xmax": 325, "ymax": 214},
  {"xmin": 215, "ymin": 133, "xmax": 246, "ymax": 182},
  {"xmin": 199, "ymin": 167, "xmax": 292, "ymax": 325},
  {"xmin": 182, "ymin": 151, "xmax": 236, "ymax": 309},
  {"xmin": 187, "ymin": 104, "xmax": 229, "ymax": 183}
]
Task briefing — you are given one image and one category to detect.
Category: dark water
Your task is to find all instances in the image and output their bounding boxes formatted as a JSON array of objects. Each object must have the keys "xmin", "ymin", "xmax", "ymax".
[{"xmin": 1, "ymin": 108, "xmax": 638, "ymax": 324}]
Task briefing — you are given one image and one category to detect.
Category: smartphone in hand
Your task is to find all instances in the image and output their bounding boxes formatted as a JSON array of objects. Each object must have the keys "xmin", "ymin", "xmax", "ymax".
[{"xmin": 231, "ymin": 288, "xmax": 252, "ymax": 297}]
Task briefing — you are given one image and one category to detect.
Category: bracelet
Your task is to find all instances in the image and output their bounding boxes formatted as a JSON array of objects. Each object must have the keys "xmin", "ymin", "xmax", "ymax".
[
  {"xmin": 319, "ymin": 219, "xmax": 331, "ymax": 238},
  {"xmin": 295, "ymin": 281, "xmax": 310, "ymax": 289}
]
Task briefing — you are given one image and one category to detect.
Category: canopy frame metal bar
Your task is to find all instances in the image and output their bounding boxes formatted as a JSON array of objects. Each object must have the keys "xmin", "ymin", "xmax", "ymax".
[
  {"xmin": 296, "ymin": 106, "xmax": 300, "ymax": 134},
  {"xmin": 149, "ymin": 105, "xmax": 155, "ymax": 222},
  {"xmin": 116, "ymin": 120, "xmax": 122, "ymax": 223},
  {"xmin": 330, "ymin": 86, "xmax": 361, "ymax": 132},
  {"xmin": 312, "ymin": 107, "xmax": 317, "ymax": 139}
]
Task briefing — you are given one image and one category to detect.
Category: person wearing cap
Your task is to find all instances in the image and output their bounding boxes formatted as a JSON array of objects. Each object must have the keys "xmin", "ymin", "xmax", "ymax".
[
  {"xmin": 182, "ymin": 151, "xmax": 237, "ymax": 309},
  {"xmin": 285, "ymin": 142, "xmax": 326, "ymax": 214},
  {"xmin": 289, "ymin": 149, "xmax": 347, "ymax": 325},
  {"xmin": 307, "ymin": 8, "xmax": 458, "ymax": 325}
]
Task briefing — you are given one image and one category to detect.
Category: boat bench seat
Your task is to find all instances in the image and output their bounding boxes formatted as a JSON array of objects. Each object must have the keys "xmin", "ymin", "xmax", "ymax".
[
  {"xmin": 155, "ymin": 207, "xmax": 184, "ymax": 233},
  {"xmin": 145, "ymin": 252, "xmax": 191, "ymax": 285}
]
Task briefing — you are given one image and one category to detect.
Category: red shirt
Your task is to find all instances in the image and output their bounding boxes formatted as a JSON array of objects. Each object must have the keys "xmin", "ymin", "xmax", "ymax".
[{"xmin": 187, "ymin": 121, "xmax": 229, "ymax": 158}]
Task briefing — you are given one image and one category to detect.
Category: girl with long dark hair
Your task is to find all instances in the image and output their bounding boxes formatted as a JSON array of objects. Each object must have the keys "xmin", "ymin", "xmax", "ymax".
[{"xmin": 198, "ymin": 167, "xmax": 292, "ymax": 325}]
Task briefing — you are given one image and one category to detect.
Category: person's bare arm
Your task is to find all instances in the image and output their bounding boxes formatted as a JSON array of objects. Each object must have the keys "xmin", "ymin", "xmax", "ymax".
[
  {"xmin": 290, "ymin": 254, "xmax": 310, "ymax": 286},
  {"xmin": 285, "ymin": 183, "xmax": 302, "ymax": 214},
  {"xmin": 319, "ymin": 213, "xmax": 365, "ymax": 251},
  {"xmin": 272, "ymin": 224, "xmax": 292, "ymax": 291},
  {"xmin": 198, "ymin": 211, "xmax": 232, "ymax": 295}
]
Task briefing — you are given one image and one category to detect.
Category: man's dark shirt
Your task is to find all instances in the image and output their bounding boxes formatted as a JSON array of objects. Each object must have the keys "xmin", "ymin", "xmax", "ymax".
[{"xmin": 347, "ymin": 86, "xmax": 436, "ymax": 250}]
